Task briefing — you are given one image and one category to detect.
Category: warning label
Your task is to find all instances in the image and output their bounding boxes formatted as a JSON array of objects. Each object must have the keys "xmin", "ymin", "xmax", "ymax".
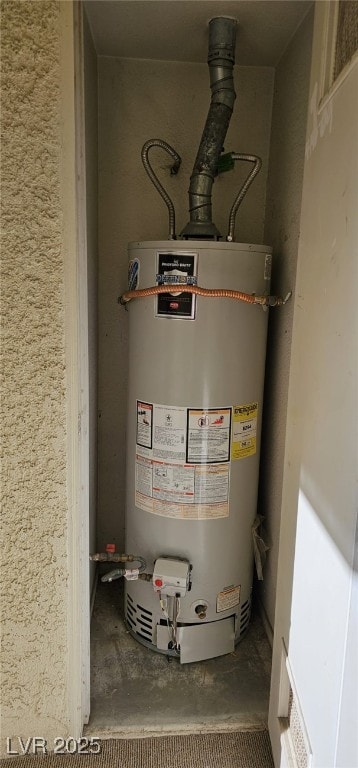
[
  {"xmin": 231, "ymin": 402, "xmax": 258, "ymax": 460},
  {"xmin": 136, "ymin": 402, "xmax": 153, "ymax": 449},
  {"xmin": 195, "ymin": 464, "xmax": 229, "ymax": 504},
  {"xmin": 135, "ymin": 455, "xmax": 153, "ymax": 497},
  {"xmin": 135, "ymin": 402, "xmax": 233, "ymax": 518},
  {"xmin": 135, "ymin": 492, "xmax": 229, "ymax": 520},
  {"xmin": 187, "ymin": 408, "xmax": 231, "ymax": 464},
  {"xmin": 216, "ymin": 585, "xmax": 241, "ymax": 613},
  {"xmin": 152, "ymin": 404, "xmax": 187, "ymax": 463},
  {"xmin": 136, "ymin": 403, "xmax": 187, "ymax": 462},
  {"xmin": 135, "ymin": 456, "xmax": 229, "ymax": 517},
  {"xmin": 152, "ymin": 461, "xmax": 195, "ymax": 503}
]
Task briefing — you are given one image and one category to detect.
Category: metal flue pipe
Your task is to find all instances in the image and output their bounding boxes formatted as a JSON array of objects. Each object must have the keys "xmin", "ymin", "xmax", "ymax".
[{"xmin": 181, "ymin": 16, "xmax": 238, "ymax": 239}]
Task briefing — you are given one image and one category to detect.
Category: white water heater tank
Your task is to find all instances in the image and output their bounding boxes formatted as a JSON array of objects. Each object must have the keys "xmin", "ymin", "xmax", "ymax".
[{"xmin": 124, "ymin": 240, "xmax": 271, "ymax": 663}]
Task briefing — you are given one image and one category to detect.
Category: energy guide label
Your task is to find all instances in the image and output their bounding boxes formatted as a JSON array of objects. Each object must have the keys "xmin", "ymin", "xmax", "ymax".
[{"xmin": 231, "ymin": 402, "xmax": 258, "ymax": 460}]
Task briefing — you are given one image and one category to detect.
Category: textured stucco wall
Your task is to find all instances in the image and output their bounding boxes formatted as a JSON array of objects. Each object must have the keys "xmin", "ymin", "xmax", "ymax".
[
  {"xmin": 97, "ymin": 57, "xmax": 274, "ymax": 549},
  {"xmin": 258, "ymin": 8, "xmax": 314, "ymax": 632},
  {"xmin": 1, "ymin": 1, "xmax": 76, "ymax": 748}
]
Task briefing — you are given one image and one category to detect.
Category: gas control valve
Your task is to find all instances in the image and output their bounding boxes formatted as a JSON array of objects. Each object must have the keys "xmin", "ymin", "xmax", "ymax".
[{"xmin": 152, "ymin": 557, "xmax": 191, "ymax": 597}]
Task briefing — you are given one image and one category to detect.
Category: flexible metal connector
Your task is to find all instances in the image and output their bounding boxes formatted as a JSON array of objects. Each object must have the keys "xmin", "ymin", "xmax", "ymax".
[
  {"xmin": 90, "ymin": 552, "xmax": 148, "ymax": 584},
  {"xmin": 181, "ymin": 17, "xmax": 238, "ymax": 239},
  {"xmin": 119, "ymin": 284, "xmax": 292, "ymax": 308},
  {"xmin": 101, "ymin": 570, "xmax": 153, "ymax": 583},
  {"xmin": 90, "ymin": 553, "xmax": 146, "ymax": 571},
  {"xmin": 141, "ymin": 139, "xmax": 181, "ymax": 239},
  {"xmin": 101, "ymin": 568, "xmax": 126, "ymax": 583},
  {"xmin": 226, "ymin": 154, "xmax": 262, "ymax": 241}
]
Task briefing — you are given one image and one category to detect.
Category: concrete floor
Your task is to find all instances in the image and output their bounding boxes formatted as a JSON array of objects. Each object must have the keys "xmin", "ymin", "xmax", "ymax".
[{"xmin": 85, "ymin": 579, "xmax": 272, "ymax": 739}]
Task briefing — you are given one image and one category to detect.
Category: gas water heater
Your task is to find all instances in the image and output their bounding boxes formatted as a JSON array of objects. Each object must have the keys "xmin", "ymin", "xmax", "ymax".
[
  {"xmin": 124, "ymin": 239, "xmax": 272, "ymax": 664},
  {"xmin": 92, "ymin": 17, "xmax": 289, "ymax": 664}
]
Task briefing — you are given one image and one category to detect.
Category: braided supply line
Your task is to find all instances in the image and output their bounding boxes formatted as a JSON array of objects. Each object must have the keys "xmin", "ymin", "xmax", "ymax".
[
  {"xmin": 120, "ymin": 284, "xmax": 291, "ymax": 308},
  {"xmin": 141, "ymin": 139, "xmax": 181, "ymax": 240}
]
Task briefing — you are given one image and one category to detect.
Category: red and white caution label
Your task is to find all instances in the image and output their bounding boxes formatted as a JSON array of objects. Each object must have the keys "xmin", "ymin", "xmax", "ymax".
[
  {"xmin": 135, "ymin": 400, "xmax": 231, "ymax": 519},
  {"xmin": 216, "ymin": 585, "xmax": 241, "ymax": 613}
]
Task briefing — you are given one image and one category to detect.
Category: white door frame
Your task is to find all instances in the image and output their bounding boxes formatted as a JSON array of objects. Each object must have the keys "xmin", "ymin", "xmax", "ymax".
[
  {"xmin": 75, "ymin": 0, "xmax": 91, "ymax": 726},
  {"xmin": 66, "ymin": 0, "xmax": 91, "ymax": 732}
]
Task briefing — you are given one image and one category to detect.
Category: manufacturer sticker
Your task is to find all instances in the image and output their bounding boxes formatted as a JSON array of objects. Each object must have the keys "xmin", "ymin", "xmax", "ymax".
[
  {"xmin": 231, "ymin": 402, "xmax": 258, "ymax": 460},
  {"xmin": 216, "ymin": 585, "xmax": 241, "ymax": 613},
  {"xmin": 156, "ymin": 252, "xmax": 198, "ymax": 319},
  {"xmin": 264, "ymin": 254, "xmax": 272, "ymax": 281},
  {"xmin": 128, "ymin": 258, "xmax": 140, "ymax": 290}
]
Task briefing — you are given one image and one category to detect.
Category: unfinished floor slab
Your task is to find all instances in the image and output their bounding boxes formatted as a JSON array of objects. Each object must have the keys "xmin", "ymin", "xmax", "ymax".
[{"xmin": 85, "ymin": 580, "xmax": 272, "ymax": 738}]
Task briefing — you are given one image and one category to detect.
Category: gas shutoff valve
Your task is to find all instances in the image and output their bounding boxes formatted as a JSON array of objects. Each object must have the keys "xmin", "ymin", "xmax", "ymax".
[{"xmin": 153, "ymin": 557, "xmax": 191, "ymax": 597}]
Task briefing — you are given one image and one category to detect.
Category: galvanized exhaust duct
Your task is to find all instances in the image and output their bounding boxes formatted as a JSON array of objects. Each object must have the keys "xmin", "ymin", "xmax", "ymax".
[{"xmin": 181, "ymin": 16, "xmax": 237, "ymax": 239}]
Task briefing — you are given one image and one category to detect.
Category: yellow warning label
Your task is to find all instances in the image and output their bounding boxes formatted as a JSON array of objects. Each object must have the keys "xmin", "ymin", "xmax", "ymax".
[
  {"xmin": 216, "ymin": 585, "xmax": 241, "ymax": 613},
  {"xmin": 231, "ymin": 402, "xmax": 258, "ymax": 460}
]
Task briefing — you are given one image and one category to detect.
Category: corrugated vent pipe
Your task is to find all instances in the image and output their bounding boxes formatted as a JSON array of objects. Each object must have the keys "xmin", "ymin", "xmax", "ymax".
[{"xmin": 181, "ymin": 16, "xmax": 238, "ymax": 239}]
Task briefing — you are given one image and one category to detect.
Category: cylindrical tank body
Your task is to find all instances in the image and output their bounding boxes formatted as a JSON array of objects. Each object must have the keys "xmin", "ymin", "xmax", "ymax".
[{"xmin": 124, "ymin": 240, "xmax": 271, "ymax": 663}]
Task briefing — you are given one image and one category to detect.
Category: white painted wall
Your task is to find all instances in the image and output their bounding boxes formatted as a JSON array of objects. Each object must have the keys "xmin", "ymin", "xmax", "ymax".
[
  {"xmin": 269, "ymin": 5, "xmax": 358, "ymax": 767},
  {"xmin": 97, "ymin": 57, "xmax": 274, "ymax": 549},
  {"xmin": 259, "ymin": 7, "xmax": 314, "ymax": 632}
]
